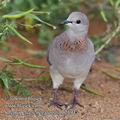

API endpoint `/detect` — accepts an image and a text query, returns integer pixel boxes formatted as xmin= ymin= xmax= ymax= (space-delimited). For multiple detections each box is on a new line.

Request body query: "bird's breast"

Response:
xmin=52 ymin=39 xmax=95 ymax=78
xmin=55 ymin=36 xmax=88 ymax=53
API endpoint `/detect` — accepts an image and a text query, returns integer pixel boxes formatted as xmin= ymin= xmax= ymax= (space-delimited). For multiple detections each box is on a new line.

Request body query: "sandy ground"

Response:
xmin=0 ymin=62 xmax=120 ymax=120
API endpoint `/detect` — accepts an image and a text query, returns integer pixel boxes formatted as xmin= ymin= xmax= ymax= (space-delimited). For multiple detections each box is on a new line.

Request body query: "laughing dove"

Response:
xmin=47 ymin=12 xmax=95 ymax=108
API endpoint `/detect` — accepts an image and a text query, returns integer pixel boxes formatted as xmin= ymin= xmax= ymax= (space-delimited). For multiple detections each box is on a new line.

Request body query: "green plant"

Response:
xmin=94 ymin=0 xmax=120 ymax=55
xmin=0 ymin=66 xmax=30 ymax=96
xmin=0 ymin=0 xmax=51 ymax=96
xmin=0 ymin=56 xmax=46 ymax=69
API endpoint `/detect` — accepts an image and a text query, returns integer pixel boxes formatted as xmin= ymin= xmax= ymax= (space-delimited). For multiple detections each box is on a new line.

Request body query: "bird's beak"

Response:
xmin=60 ymin=20 xmax=72 ymax=25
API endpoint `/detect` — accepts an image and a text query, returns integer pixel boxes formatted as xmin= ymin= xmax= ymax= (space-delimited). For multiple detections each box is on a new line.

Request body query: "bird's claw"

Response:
xmin=48 ymin=100 xmax=63 ymax=109
xmin=68 ymin=99 xmax=84 ymax=109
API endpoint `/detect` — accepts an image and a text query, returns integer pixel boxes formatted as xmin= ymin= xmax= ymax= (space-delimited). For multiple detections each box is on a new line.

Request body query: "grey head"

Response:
xmin=63 ymin=12 xmax=89 ymax=33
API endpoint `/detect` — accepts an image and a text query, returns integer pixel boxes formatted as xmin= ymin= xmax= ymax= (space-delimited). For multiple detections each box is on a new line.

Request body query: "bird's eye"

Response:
xmin=76 ymin=20 xmax=81 ymax=24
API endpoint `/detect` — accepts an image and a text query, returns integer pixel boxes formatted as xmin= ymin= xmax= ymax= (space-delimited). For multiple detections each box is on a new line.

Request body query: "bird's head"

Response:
xmin=63 ymin=12 xmax=89 ymax=33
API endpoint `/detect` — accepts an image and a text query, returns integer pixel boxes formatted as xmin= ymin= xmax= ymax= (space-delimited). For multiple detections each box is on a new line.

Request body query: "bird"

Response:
xmin=47 ymin=12 xmax=95 ymax=108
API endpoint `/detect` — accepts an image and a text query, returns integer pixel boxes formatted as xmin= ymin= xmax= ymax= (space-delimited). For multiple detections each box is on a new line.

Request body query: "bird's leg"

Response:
xmin=69 ymin=89 xmax=84 ymax=108
xmin=89 ymin=67 xmax=93 ymax=73
xmin=49 ymin=88 xmax=63 ymax=109
xmin=82 ymin=83 xmax=86 ymax=87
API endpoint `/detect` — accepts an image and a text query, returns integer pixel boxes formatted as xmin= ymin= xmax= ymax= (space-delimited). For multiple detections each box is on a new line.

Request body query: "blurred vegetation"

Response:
xmin=0 ymin=0 xmax=120 ymax=96
xmin=1 ymin=0 xmax=120 ymax=51
xmin=0 ymin=65 xmax=30 ymax=96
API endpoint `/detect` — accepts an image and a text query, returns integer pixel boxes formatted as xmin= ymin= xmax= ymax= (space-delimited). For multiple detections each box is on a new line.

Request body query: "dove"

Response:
xmin=47 ymin=12 xmax=95 ymax=108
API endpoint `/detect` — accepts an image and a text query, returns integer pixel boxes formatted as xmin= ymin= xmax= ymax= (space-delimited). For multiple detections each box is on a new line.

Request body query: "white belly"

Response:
xmin=56 ymin=52 xmax=94 ymax=78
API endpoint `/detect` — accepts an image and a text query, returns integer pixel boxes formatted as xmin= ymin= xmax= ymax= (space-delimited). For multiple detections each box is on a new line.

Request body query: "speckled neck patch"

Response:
xmin=55 ymin=34 xmax=88 ymax=52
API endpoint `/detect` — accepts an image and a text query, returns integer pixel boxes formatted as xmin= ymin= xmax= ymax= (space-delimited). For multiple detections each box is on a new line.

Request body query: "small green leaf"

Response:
xmin=81 ymin=85 xmax=102 ymax=96
xmin=100 ymin=10 xmax=108 ymax=22
xmin=0 ymin=57 xmax=12 ymax=63
xmin=109 ymin=0 xmax=114 ymax=6
xmin=0 ymin=33 xmax=3 ymax=37
xmin=23 ymin=87 xmax=30 ymax=96
xmin=16 ymin=84 xmax=21 ymax=96
xmin=60 ymin=84 xmax=102 ymax=96
xmin=12 ymin=57 xmax=46 ymax=69
xmin=7 ymin=25 xmax=32 ymax=44
xmin=102 ymin=70 xmax=120 ymax=80
xmin=2 ymin=9 xmax=34 ymax=19
xmin=29 ymin=14 xmax=56 ymax=29
xmin=2 ymin=76 xmax=9 ymax=89
xmin=115 ymin=0 xmax=120 ymax=9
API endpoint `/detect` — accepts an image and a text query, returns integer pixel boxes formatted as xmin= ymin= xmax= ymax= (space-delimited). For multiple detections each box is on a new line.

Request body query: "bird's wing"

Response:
xmin=46 ymin=32 xmax=67 ymax=66
xmin=46 ymin=45 xmax=52 ymax=65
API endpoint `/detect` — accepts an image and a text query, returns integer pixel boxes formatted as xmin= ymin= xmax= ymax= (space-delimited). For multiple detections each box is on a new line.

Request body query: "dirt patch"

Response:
xmin=0 ymin=62 xmax=120 ymax=120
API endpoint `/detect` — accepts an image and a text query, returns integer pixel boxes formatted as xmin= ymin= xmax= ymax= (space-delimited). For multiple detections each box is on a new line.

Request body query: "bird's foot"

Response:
xmin=68 ymin=89 xmax=84 ymax=109
xmin=49 ymin=99 xmax=63 ymax=109
xmin=48 ymin=88 xmax=63 ymax=109
xmin=68 ymin=98 xmax=84 ymax=109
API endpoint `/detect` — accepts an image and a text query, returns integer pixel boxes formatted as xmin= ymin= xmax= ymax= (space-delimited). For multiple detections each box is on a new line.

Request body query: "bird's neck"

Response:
xmin=55 ymin=29 xmax=88 ymax=53
xmin=67 ymin=29 xmax=88 ymax=42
